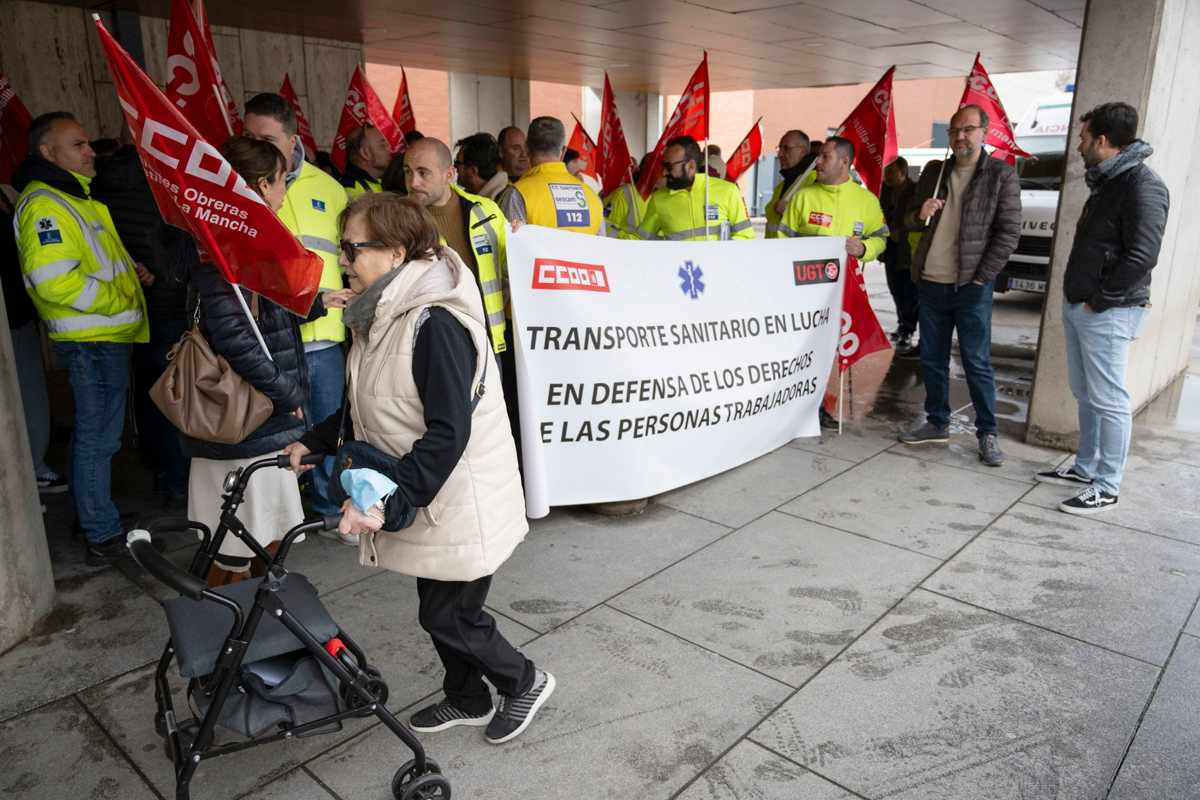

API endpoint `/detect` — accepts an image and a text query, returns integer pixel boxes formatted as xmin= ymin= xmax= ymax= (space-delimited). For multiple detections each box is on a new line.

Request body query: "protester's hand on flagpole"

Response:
xmin=134 ymin=262 xmax=155 ymax=286
xmin=845 ymin=237 xmax=866 ymax=258
xmin=920 ymin=197 xmax=945 ymax=222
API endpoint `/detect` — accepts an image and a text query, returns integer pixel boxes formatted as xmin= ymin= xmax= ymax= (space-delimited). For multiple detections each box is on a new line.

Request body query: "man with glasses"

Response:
xmin=898 ymin=104 xmax=1021 ymax=467
xmin=765 ymin=129 xmax=815 ymax=238
xmin=636 ymin=136 xmax=754 ymax=241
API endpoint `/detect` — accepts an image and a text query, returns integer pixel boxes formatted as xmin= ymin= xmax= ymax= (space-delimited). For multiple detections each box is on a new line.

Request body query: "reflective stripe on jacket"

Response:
xmin=14 ymin=176 xmax=148 ymax=343
xmin=449 ymin=183 xmax=509 ymax=354
xmin=764 ymin=169 xmax=817 ymax=238
xmin=280 ymin=160 xmax=349 ymax=344
xmin=778 ymin=179 xmax=888 ymax=263
xmin=636 ymin=175 xmax=754 ymax=242
xmin=603 ymin=183 xmax=647 ymax=240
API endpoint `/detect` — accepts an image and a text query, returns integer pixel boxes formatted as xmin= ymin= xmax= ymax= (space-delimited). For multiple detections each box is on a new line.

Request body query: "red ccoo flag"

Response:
xmin=93 ymin=16 xmax=323 ymax=316
xmin=834 ymin=66 xmax=898 ymax=196
xmin=723 ymin=117 xmax=763 ymax=184
xmin=637 ymin=53 xmax=709 ymax=199
xmin=331 ymin=66 xmax=405 ymax=173
xmin=567 ymin=115 xmax=599 ymax=178
xmin=597 ymin=73 xmax=636 ymax=196
xmin=0 ymin=74 xmax=33 ymax=185
xmin=960 ymin=53 xmax=1031 ymax=165
xmin=189 ymin=0 xmax=241 ymax=134
xmin=391 ymin=67 xmax=417 ymax=135
xmin=279 ymin=73 xmax=318 ymax=158
xmin=165 ymin=0 xmax=237 ymax=144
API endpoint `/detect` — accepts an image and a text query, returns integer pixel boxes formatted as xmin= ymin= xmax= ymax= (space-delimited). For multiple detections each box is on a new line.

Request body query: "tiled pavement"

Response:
xmin=4 ymin=370 xmax=1199 ymax=799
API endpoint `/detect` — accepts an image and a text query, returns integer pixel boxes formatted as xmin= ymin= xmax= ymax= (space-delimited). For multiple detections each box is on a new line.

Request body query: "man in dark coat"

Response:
xmin=899 ymin=104 xmax=1021 ymax=467
xmin=1034 ymin=102 xmax=1169 ymax=516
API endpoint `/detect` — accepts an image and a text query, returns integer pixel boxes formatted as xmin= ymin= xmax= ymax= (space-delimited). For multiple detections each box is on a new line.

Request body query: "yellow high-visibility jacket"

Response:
xmin=15 ymin=171 xmax=148 ymax=343
xmin=442 ymin=183 xmax=510 ymax=353
xmin=280 ymin=160 xmax=349 ymax=343
xmin=636 ymin=175 xmax=754 ymax=241
xmin=603 ymin=182 xmax=648 ymax=240
xmin=778 ymin=178 xmax=888 ymax=263
xmin=764 ymin=169 xmax=818 ymax=238
xmin=503 ymin=161 xmax=604 ymax=235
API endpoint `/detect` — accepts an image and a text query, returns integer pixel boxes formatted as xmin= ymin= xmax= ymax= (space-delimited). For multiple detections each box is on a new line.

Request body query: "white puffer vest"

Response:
xmin=348 ymin=248 xmax=527 ymax=581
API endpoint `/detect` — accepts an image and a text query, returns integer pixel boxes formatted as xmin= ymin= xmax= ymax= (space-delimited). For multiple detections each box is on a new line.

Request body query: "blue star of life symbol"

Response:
xmin=678 ymin=260 xmax=705 ymax=299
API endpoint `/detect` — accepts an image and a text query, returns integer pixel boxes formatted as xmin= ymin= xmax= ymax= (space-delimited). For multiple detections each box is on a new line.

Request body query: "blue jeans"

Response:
xmin=917 ymin=280 xmax=997 ymax=435
xmin=53 ymin=341 xmax=131 ymax=544
xmin=303 ymin=344 xmax=345 ymax=516
xmin=12 ymin=321 xmax=52 ymax=476
xmin=1063 ymin=302 xmax=1148 ymax=495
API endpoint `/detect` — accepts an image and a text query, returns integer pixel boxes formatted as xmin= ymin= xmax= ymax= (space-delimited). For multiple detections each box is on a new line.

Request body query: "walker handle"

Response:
xmin=126 ymin=530 xmax=207 ymax=601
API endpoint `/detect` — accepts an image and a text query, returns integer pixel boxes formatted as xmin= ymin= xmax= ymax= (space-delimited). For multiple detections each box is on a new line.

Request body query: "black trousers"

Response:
xmin=416 ymin=575 xmax=534 ymax=713
xmin=884 ymin=265 xmax=920 ymax=335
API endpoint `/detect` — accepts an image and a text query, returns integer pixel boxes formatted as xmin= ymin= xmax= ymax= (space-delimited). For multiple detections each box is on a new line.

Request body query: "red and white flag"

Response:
xmin=597 ymin=74 xmax=636 ymax=196
xmin=723 ymin=117 xmax=763 ymax=184
xmin=279 ymin=73 xmax=318 ymax=158
xmin=835 ymin=66 xmax=898 ymax=197
xmin=331 ymin=66 xmax=404 ymax=173
xmin=837 ymin=259 xmax=891 ymax=372
xmin=165 ymin=0 xmax=238 ymax=144
xmin=567 ymin=115 xmax=599 ymax=178
xmin=94 ymin=16 xmax=323 ymax=316
xmin=960 ymin=53 xmax=1031 ymax=165
xmin=0 ymin=74 xmax=32 ymax=185
xmin=637 ymin=53 xmax=709 ymax=199
xmin=391 ymin=67 xmax=417 ymax=135
xmin=188 ymin=0 xmax=241 ymax=134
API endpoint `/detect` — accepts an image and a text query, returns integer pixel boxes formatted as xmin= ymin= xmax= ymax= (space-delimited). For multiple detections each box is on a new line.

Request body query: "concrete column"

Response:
xmin=581 ymin=86 xmax=663 ymax=159
xmin=1026 ymin=0 xmax=1200 ymax=448
xmin=449 ymin=72 xmax=532 ymax=146
xmin=0 ymin=288 xmax=55 ymax=654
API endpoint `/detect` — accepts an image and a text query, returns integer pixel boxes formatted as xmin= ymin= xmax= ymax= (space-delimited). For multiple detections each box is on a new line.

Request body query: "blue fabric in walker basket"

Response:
xmin=162 ymin=573 xmax=339 ymax=678
xmin=340 ymin=468 xmax=398 ymax=513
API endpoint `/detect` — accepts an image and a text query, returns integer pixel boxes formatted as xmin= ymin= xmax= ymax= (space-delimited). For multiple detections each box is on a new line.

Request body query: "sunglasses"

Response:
xmin=340 ymin=240 xmax=385 ymax=264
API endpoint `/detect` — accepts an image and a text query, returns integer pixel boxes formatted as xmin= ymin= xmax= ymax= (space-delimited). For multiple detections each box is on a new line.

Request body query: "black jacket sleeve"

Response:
xmin=194 ymin=263 xmax=305 ymax=412
xmin=380 ymin=308 xmax=476 ymax=528
xmin=1092 ymin=174 xmax=1170 ymax=311
xmin=975 ymin=163 xmax=1023 ymax=283
xmin=300 ymin=399 xmax=350 ymax=454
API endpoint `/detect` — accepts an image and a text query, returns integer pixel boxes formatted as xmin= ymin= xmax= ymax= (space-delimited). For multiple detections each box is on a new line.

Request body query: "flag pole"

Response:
xmin=232 ymin=283 xmax=273 ymax=361
xmin=924 ymin=145 xmax=951 ymax=228
xmin=837 ymin=367 xmax=844 ymax=436
xmin=703 ymin=138 xmax=711 ymax=239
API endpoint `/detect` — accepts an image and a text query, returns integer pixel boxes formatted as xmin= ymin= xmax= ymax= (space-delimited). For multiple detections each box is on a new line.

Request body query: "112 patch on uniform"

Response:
xmin=549 ymin=183 xmax=591 ymax=228
xmin=471 ymin=234 xmax=493 ymax=255
xmin=36 ymin=217 xmax=62 ymax=245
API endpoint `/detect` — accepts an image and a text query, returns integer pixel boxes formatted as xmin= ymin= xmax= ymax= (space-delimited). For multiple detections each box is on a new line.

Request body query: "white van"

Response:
xmin=998 ymin=91 xmax=1074 ymax=293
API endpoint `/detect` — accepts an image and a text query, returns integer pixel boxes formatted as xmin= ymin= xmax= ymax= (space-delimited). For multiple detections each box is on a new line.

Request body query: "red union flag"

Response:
xmin=189 ymin=0 xmax=241 ymax=134
xmin=960 ymin=53 xmax=1032 ymax=165
xmin=837 ymin=259 xmax=891 ymax=371
xmin=165 ymin=0 xmax=238 ymax=144
xmin=93 ymin=17 xmax=322 ymax=316
xmin=637 ymin=53 xmax=709 ymax=198
xmin=567 ymin=115 xmax=599 ymax=178
xmin=598 ymin=74 xmax=636 ymax=196
xmin=279 ymin=73 xmax=318 ymax=158
xmin=724 ymin=117 xmax=763 ymax=183
xmin=331 ymin=66 xmax=404 ymax=173
xmin=835 ymin=66 xmax=898 ymax=197
xmin=391 ymin=67 xmax=417 ymax=134
xmin=0 ymin=74 xmax=32 ymax=185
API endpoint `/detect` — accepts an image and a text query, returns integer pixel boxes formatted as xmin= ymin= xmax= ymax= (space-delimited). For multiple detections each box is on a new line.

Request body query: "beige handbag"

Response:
xmin=150 ymin=298 xmax=273 ymax=445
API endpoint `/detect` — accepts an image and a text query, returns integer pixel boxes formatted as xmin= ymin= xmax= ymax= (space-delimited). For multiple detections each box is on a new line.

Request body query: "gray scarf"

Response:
xmin=1085 ymin=139 xmax=1153 ymax=194
xmin=342 ymin=265 xmax=406 ymax=337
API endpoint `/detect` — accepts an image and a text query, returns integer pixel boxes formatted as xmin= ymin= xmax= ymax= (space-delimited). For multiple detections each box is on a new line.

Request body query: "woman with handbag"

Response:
xmin=183 ymin=135 xmax=349 ymax=585
xmin=282 ymin=193 xmax=554 ymax=745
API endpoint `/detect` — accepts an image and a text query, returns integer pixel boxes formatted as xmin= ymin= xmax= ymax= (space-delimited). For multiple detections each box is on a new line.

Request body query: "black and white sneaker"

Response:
xmin=1035 ymin=464 xmax=1093 ymax=487
xmin=485 ymin=670 xmax=556 ymax=745
xmin=408 ymin=699 xmax=493 ymax=733
xmin=1060 ymin=486 xmax=1118 ymax=516
xmin=37 ymin=474 xmax=68 ymax=494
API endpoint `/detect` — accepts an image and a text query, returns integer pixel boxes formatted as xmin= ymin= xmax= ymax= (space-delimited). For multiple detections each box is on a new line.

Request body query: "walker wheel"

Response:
xmin=392 ymin=759 xmax=443 ymax=799
xmin=397 ymin=773 xmax=450 ymax=800
xmin=340 ymin=666 xmax=389 ymax=710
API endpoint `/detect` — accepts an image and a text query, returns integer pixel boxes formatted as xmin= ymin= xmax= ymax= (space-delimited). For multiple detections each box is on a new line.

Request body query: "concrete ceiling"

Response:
xmin=142 ymin=0 xmax=1086 ymax=92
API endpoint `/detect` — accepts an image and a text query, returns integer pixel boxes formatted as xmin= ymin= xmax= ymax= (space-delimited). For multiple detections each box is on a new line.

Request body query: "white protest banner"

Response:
xmin=507 ymin=227 xmax=846 ymax=518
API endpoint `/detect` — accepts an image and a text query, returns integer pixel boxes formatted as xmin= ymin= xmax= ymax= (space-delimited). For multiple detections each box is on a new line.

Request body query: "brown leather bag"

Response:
xmin=150 ymin=300 xmax=273 ymax=445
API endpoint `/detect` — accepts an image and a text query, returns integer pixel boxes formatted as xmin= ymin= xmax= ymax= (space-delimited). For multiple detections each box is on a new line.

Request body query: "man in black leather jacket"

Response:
xmin=1035 ymin=102 xmax=1169 ymax=516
